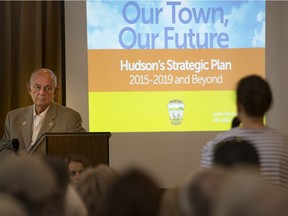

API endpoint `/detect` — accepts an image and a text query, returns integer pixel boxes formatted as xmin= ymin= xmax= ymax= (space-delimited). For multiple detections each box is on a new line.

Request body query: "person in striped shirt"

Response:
xmin=200 ymin=74 xmax=288 ymax=192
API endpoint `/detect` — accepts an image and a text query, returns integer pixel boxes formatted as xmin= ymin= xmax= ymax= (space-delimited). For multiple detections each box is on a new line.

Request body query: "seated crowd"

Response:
xmin=0 ymin=74 xmax=287 ymax=216
xmin=0 ymin=147 xmax=287 ymax=216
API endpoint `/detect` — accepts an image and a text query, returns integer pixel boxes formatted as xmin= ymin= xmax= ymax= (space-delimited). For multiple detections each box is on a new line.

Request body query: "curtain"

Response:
xmin=0 ymin=1 xmax=64 ymax=135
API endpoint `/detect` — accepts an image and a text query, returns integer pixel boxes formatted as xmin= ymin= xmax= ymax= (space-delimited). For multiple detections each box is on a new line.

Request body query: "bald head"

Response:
xmin=30 ymin=68 xmax=57 ymax=88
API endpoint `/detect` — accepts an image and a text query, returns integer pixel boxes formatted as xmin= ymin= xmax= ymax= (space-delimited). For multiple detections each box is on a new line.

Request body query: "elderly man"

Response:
xmin=0 ymin=68 xmax=85 ymax=158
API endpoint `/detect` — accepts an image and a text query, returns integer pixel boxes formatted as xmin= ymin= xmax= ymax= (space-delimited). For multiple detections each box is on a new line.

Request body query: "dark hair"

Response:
xmin=102 ymin=168 xmax=161 ymax=216
xmin=42 ymin=156 xmax=70 ymax=216
xmin=231 ymin=116 xmax=241 ymax=128
xmin=213 ymin=137 xmax=260 ymax=168
xmin=236 ymin=75 xmax=272 ymax=117
xmin=63 ymin=153 xmax=91 ymax=169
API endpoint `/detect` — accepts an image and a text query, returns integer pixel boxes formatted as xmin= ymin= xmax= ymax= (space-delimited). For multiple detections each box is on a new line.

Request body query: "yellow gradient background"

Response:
xmin=89 ymin=91 xmax=237 ymax=132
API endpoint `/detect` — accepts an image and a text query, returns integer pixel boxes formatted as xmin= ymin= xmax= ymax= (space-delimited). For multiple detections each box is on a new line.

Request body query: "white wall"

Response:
xmin=266 ymin=1 xmax=288 ymax=133
xmin=64 ymin=1 xmax=288 ymax=187
xmin=64 ymin=1 xmax=89 ymax=132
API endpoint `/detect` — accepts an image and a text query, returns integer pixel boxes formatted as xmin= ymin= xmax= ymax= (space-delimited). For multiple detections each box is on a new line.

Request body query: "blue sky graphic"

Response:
xmin=86 ymin=0 xmax=265 ymax=49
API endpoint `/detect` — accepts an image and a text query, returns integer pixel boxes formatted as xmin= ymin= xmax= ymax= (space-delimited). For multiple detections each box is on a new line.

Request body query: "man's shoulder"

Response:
xmin=51 ymin=103 xmax=80 ymax=115
xmin=7 ymin=105 xmax=33 ymax=116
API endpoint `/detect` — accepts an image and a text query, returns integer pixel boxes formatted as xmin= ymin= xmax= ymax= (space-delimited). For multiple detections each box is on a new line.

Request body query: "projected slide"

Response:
xmin=86 ymin=0 xmax=265 ymax=132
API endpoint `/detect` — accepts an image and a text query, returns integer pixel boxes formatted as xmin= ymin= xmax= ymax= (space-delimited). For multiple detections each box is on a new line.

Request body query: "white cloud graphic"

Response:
xmin=87 ymin=1 xmax=126 ymax=49
xmin=87 ymin=0 xmax=265 ymax=49
xmin=252 ymin=11 xmax=265 ymax=47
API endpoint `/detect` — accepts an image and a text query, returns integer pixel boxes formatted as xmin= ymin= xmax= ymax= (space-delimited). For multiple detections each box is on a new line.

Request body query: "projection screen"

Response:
xmin=64 ymin=1 xmax=288 ymax=187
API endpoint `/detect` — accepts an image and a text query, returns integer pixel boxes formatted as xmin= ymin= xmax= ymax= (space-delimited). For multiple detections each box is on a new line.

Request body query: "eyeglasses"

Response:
xmin=31 ymin=84 xmax=54 ymax=93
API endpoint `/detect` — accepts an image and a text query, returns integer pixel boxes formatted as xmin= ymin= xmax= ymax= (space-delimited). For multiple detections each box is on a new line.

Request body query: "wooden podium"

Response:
xmin=27 ymin=132 xmax=110 ymax=166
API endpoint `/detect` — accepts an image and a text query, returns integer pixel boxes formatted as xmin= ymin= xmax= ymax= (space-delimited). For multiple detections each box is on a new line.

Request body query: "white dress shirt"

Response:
xmin=31 ymin=106 xmax=50 ymax=145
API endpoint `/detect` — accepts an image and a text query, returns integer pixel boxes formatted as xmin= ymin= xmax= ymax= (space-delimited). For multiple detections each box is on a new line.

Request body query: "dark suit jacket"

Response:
xmin=0 ymin=103 xmax=85 ymax=157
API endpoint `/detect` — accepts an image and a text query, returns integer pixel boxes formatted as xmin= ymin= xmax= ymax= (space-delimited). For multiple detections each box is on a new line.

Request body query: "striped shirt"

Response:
xmin=200 ymin=127 xmax=288 ymax=192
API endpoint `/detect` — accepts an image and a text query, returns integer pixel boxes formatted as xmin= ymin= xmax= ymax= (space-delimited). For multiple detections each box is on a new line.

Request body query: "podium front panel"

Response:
xmin=29 ymin=132 xmax=110 ymax=166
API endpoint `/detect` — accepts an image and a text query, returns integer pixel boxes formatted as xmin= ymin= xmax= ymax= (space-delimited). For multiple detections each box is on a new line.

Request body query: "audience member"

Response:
xmin=0 ymin=155 xmax=56 ymax=216
xmin=213 ymin=168 xmax=288 ymax=216
xmin=159 ymin=188 xmax=183 ymax=216
xmin=64 ymin=153 xmax=91 ymax=187
xmin=42 ymin=155 xmax=70 ymax=216
xmin=200 ymin=74 xmax=288 ymax=191
xmin=76 ymin=164 xmax=119 ymax=216
xmin=0 ymin=192 xmax=28 ymax=216
xmin=212 ymin=137 xmax=260 ymax=169
xmin=0 ymin=68 xmax=85 ymax=159
xmin=178 ymin=168 xmax=227 ymax=216
xmin=65 ymin=184 xmax=88 ymax=216
xmin=101 ymin=167 xmax=162 ymax=216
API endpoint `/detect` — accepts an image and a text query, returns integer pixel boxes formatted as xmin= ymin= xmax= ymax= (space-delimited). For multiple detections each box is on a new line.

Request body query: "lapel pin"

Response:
xmin=22 ymin=121 xmax=26 ymax=126
xmin=49 ymin=122 xmax=53 ymax=127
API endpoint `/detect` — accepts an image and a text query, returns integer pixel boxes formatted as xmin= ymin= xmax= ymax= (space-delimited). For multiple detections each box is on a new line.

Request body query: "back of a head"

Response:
xmin=213 ymin=169 xmax=288 ymax=216
xmin=159 ymin=188 xmax=183 ymax=216
xmin=42 ymin=156 xmax=70 ymax=216
xmin=0 ymin=156 xmax=55 ymax=216
xmin=44 ymin=155 xmax=70 ymax=190
xmin=179 ymin=168 xmax=227 ymax=216
xmin=102 ymin=167 xmax=162 ymax=216
xmin=65 ymin=184 xmax=88 ymax=216
xmin=0 ymin=193 xmax=28 ymax=216
xmin=236 ymin=75 xmax=272 ymax=117
xmin=76 ymin=164 xmax=118 ymax=216
xmin=213 ymin=137 xmax=260 ymax=169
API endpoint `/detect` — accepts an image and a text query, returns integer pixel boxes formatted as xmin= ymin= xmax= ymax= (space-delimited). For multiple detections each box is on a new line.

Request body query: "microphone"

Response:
xmin=11 ymin=138 xmax=20 ymax=155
